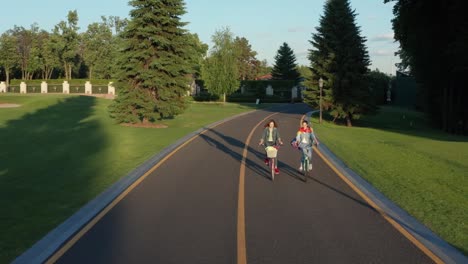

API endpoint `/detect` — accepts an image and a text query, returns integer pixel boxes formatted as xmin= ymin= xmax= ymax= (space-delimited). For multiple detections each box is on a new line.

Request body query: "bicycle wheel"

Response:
xmin=303 ymin=157 xmax=308 ymax=182
xmin=270 ymin=158 xmax=275 ymax=181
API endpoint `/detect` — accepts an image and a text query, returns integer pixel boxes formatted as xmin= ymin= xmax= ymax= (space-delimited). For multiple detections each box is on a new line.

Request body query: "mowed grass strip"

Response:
xmin=0 ymin=94 xmax=271 ymax=263
xmin=311 ymin=106 xmax=468 ymax=255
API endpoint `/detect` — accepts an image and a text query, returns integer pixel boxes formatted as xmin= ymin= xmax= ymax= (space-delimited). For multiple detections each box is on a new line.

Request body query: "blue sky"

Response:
xmin=0 ymin=0 xmax=399 ymax=74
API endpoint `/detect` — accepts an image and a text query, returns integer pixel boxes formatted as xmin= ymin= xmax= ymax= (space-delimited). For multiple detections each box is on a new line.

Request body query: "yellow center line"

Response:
xmin=237 ymin=113 xmax=278 ymax=264
xmin=45 ymin=116 xmax=247 ymax=263
xmin=303 ymin=114 xmax=443 ymax=264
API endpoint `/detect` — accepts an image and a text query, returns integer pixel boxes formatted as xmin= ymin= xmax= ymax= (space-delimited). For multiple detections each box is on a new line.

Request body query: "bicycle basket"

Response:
xmin=265 ymin=146 xmax=278 ymax=158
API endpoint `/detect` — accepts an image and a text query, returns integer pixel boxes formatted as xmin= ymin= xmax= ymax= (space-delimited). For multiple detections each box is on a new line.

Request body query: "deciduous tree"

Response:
xmin=201 ymin=27 xmax=240 ymax=103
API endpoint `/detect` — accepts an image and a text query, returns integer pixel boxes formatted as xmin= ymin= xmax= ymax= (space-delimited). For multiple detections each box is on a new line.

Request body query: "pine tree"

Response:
xmin=308 ymin=0 xmax=372 ymax=126
xmin=271 ymin=42 xmax=300 ymax=81
xmin=386 ymin=0 xmax=468 ymax=134
xmin=109 ymin=0 xmax=193 ymax=123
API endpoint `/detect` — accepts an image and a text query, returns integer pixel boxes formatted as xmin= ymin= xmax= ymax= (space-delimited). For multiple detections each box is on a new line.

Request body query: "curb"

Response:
xmin=306 ymin=111 xmax=468 ymax=264
xmin=12 ymin=108 xmax=266 ymax=264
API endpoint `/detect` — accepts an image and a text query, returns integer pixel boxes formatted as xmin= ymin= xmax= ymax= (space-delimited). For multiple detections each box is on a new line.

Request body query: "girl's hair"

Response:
xmin=265 ymin=119 xmax=278 ymax=127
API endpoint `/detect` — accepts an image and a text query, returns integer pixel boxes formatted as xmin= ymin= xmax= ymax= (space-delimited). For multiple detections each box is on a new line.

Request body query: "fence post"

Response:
xmin=0 ymin=82 xmax=6 ymax=93
xmin=63 ymin=81 xmax=70 ymax=94
xmin=20 ymin=82 xmax=27 ymax=94
xmin=41 ymin=81 xmax=48 ymax=93
xmin=85 ymin=81 xmax=92 ymax=94
xmin=291 ymin=86 xmax=298 ymax=99
xmin=108 ymin=82 xmax=115 ymax=95
xmin=266 ymin=85 xmax=274 ymax=96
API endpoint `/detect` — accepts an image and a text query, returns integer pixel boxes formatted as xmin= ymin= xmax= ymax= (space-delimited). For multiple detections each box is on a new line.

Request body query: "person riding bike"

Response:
xmin=259 ymin=119 xmax=284 ymax=174
xmin=294 ymin=120 xmax=319 ymax=171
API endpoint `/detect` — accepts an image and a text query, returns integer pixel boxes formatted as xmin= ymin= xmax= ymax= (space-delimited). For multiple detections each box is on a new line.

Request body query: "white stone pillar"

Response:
xmin=108 ymin=82 xmax=115 ymax=95
xmin=85 ymin=81 xmax=92 ymax=94
xmin=20 ymin=82 xmax=27 ymax=94
xmin=63 ymin=81 xmax=70 ymax=94
xmin=266 ymin=85 xmax=274 ymax=96
xmin=291 ymin=86 xmax=298 ymax=99
xmin=41 ymin=81 xmax=48 ymax=93
xmin=0 ymin=82 xmax=6 ymax=93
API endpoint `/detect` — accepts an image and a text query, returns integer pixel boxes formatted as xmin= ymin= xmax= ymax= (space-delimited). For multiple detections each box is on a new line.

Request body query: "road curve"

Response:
xmin=50 ymin=104 xmax=433 ymax=264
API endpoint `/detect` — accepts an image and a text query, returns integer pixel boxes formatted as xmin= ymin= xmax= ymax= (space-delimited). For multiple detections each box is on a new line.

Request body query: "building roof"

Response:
xmin=255 ymin=74 xmax=272 ymax=80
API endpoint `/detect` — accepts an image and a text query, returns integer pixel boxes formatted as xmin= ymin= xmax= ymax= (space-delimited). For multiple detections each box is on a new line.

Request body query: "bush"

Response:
xmin=192 ymin=91 xmax=220 ymax=102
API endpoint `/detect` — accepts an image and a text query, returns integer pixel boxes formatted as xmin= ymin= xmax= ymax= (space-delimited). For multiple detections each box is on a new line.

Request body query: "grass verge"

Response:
xmin=0 ymin=94 xmax=273 ymax=263
xmin=311 ymin=106 xmax=468 ymax=255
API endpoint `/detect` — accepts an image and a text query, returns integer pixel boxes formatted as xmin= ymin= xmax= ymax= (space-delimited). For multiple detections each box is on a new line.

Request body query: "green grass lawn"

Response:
xmin=0 ymin=94 xmax=272 ymax=263
xmin=311 ymin=106 xmax=468 ymax=255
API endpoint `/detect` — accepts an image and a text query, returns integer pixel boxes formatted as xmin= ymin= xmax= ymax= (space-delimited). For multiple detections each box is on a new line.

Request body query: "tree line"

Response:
xmin=385 ymin=0 xmax=467 ymax=134
xmin=0 ymin=11 xmax=129 ymax=83
xmin=1 ymin=0 xmax=398 ymax=129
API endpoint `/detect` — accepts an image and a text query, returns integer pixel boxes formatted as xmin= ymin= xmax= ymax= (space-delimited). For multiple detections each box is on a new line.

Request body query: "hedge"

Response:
xmin=9 ymin=79 xmax=116 ymax=86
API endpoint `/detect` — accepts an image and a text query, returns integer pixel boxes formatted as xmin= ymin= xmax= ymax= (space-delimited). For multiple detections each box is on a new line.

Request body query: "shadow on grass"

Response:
xmin=0 ymin=96 xmax=108 ymax=263
xmin=312 ymin=106 xmax=468 ymax=142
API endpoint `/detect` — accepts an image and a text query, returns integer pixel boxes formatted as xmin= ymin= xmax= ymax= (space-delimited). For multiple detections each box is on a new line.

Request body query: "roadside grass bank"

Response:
xmin=0 ymin=94 xmax=275 ymax=263
xmin=311 ymin=106 xmax=468 ymax=255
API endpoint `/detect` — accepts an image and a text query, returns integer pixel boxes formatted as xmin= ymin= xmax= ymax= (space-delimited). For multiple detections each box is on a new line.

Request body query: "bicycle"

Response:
xmin=301 ymin=153 xmax=311 ymax=182
xmin=262 ymin=145 xmax=279 ymax=181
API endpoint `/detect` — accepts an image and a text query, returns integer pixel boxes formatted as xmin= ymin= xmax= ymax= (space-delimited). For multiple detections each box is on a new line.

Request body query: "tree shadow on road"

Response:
xmin=199 ymin=128 xmax=273 ymax=181
xmin=200 ymin=123 xmax=466 ymax=257
xmin=199 ymin=125 xmax=316 ymax=183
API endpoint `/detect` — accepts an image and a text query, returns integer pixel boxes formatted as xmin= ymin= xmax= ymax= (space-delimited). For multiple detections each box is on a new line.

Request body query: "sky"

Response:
xmin=0 ymin=0 xmax=400 ymax=74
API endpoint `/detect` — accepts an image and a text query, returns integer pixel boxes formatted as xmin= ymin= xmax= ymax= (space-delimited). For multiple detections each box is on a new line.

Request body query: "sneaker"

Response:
xmin=299 ymin=165 xmax=303 ymax=171
xmin=264 ymin=158 xmax=269 ymax=165
xmin=274 ymin=168 xmax=279 ymax=174
xmin=308 ymin=164 xmax=313 ymax=171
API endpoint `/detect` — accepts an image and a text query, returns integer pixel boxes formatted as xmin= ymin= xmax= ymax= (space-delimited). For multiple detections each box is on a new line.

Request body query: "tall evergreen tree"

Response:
xmin=185 ymin=33 xmax=208 ymax=82
xmin=271 ymin=42 xmax=300 ymax=81
xmin=385 ymin=0 xmax=468 ymax=134
xmin=109 ymin=0 xmax=194 ymax=123
xmin=307 ymin=0 xmax=371 ymax=126
xmin=201 ymin=27 xmax=240 ymax=103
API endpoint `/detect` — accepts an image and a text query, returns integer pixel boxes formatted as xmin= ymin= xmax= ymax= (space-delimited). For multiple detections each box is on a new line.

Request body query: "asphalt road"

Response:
xmin=52 ymin=104 xmax=433 ymax=264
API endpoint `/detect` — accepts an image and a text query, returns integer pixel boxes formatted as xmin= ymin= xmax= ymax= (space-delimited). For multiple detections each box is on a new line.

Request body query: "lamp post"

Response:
xmin=319 ymin=78 xmax=323 ymax=124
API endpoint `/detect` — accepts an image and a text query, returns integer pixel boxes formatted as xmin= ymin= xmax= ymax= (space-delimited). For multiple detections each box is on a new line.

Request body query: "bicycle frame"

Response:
xmin=269 ymin=156 xmax=275 ymax=180
xmin=263 ymin=145 xmax=279 ymax=181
